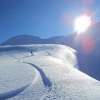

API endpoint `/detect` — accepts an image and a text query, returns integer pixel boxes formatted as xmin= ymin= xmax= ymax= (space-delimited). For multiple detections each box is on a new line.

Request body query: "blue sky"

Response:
xmin=0 ymin=0 xmax=100 ymax=43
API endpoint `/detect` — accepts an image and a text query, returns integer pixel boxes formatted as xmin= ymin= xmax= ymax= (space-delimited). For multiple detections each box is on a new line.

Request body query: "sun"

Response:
xmin=75 ymin=15 xmax=91 ymax=34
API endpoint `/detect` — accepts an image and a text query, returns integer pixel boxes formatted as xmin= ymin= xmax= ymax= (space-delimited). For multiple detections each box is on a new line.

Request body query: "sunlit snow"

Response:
xmin=0 ymin=44 xmax=100 ymax=100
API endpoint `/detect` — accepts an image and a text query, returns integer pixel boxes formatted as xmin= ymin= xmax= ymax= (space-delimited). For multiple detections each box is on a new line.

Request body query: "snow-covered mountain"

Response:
xmin=0 ymin=44 xmax=100 ymax=100
xmin=0 ymin=34 xmax=76 ymax=49
xmin=0 ymin=35 xmax=43 ymax=45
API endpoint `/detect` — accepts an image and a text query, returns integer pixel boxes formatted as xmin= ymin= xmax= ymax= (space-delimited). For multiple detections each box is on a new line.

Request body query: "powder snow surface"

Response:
xmin=0 ymin=44 xmax=100 ymax=100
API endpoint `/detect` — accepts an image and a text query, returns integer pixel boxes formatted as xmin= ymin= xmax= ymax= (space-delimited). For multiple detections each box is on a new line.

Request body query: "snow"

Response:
xmin=0 ymin=44 xmax=100 ymax=100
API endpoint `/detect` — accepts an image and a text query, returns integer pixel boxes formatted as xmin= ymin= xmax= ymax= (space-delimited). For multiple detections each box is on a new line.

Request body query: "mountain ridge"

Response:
xmin=0 ymin=34 xmax=76 ymax=49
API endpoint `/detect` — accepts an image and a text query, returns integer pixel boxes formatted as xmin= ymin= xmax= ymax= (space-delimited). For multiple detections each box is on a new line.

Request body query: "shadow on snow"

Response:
xmin=0 ymin=83 xmax=30 ymax=100
xmin=24 ymin=62 xmax=52 ymax=88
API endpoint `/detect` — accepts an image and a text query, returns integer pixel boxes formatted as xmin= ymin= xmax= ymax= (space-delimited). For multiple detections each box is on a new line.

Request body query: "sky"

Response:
xmin=0 ymin=0 xmax=100 ymax=43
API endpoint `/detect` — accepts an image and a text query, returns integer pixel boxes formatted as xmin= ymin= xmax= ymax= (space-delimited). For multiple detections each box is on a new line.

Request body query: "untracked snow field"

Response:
xmin=0 ymin=44 xmax=100 ymax=100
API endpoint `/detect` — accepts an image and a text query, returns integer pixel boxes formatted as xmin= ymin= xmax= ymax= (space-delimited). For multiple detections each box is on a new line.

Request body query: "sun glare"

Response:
xmin=75 ymin=15 xmax=91 ymax=34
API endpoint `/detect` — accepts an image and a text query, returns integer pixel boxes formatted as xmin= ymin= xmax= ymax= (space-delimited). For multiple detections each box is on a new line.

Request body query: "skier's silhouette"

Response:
xmin=30 ymin=51 xmax=33 ymax=56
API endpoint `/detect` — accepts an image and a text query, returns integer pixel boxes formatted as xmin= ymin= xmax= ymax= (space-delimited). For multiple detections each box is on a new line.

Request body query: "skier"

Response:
xmin=30 ymin=51 xmax=33 ymax=56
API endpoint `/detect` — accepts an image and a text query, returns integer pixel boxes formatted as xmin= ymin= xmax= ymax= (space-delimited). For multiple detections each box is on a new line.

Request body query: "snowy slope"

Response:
xmin=0 ymin=44 xmax=100 ymax=100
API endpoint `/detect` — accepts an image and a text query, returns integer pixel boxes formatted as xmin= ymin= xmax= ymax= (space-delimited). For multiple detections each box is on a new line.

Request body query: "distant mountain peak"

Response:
xmin=0 ymin=35 xmax=43 ymax=46
xmin=0 ymin=34 xmax=75 ymax=48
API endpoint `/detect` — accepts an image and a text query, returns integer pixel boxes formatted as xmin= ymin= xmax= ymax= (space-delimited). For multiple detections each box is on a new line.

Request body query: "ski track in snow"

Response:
xmin=24 ymin=62 xmax=52 ymax=88
xmin=11 ymin=54 xmax=52 ymax=87
xmin=7 ymin=54 xmax=52 ymax=99
xmin=0 ymin=54 xmax=39 ymax=100
xmin=0 ymin=83 xmax=30 ymax=100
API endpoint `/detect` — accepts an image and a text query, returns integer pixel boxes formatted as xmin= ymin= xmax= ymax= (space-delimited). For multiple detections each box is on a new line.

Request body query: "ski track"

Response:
xmin=11 ymin=54 xmax=52 ymax=88
xmin=0 ymin=83 xmax=31 ymax=100
xmin=24 ymin=62 xmax=52 ymax=88
xmin=0 ymin=54 xmax=39 ymax=100
xmin=9 ymin=54 xmax=52 ymax=99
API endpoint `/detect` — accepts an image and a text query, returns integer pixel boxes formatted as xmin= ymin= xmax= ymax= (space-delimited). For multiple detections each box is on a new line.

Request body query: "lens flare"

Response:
xmin=82 ymin=36 xmax=95 ymax=53
xmin=83 ymin=0 xmax=94 ymax=4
